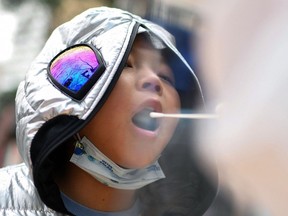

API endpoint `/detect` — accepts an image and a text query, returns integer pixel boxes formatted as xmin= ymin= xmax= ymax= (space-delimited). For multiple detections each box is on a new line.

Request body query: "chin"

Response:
xmin=113 ymin=144 xmax=163 ymax=169
xmin=125 ymin=158 xmax=158 ymax=169
xmin=117 ymin=156 xmax=158 ymax=169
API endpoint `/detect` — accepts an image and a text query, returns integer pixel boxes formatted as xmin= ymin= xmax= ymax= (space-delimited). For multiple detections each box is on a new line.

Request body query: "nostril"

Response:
xmin=155 ymin=85 xmax=161 ymax=92
xmin=142 ymin=82 xmax=161 ymax=92
xmin=142 ymin=82 xmax=151 ymax=89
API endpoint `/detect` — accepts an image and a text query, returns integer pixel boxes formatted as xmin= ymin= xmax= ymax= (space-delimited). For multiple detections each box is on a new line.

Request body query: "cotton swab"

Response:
xmin=150 ymin=112 xmax=219 ymax=119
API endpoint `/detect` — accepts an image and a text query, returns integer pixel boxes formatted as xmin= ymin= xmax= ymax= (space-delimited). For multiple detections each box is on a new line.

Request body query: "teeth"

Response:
xmin=132 ymin=108 xmax=159 ymax=131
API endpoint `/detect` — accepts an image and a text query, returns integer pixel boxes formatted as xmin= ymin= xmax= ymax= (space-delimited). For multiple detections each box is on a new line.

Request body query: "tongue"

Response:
xmin=132 ymin=109 xmax=158 ymax=131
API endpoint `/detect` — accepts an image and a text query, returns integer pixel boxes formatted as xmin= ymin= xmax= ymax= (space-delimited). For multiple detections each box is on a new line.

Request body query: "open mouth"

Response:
xmin=132 ymin=108 xmax=159 ymax=131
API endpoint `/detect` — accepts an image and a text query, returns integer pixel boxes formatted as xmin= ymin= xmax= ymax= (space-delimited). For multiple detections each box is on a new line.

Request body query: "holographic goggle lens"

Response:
xmin=48 ymin=44 xmax=106 ymax=101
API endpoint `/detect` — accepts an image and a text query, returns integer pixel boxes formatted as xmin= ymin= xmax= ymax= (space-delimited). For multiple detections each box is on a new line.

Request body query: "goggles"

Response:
xmin=48 ymin=44 xmax=106 ymax=101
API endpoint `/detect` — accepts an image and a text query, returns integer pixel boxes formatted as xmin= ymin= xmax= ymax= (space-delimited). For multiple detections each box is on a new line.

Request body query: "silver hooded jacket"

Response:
xmin=0 ymin=163 xmax=67 ymax=215
xmin=0 ymin=6 xmax=213 ymax=216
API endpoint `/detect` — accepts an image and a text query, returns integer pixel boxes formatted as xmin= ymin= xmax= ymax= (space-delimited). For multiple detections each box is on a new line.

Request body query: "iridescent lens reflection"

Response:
xmin=50 ymin=46 xmax=99 ymax=93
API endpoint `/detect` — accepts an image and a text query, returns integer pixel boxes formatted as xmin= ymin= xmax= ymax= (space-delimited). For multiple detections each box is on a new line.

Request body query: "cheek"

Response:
xmin=166 ymin=88 xmax=181 ymax=112
xmin=162 ymin=89 xmax=181 ymax=137
xmin=109 ymin=73 xmax=135 ymax=103
xmin=102 ymin=79 xmax=134 ymax=112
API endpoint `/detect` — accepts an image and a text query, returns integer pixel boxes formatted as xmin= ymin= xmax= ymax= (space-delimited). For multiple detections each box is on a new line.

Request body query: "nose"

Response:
xmin=137 ymin=69 xmax=162 ymax=95
xmin=142 ymin=82 xmax=161 ymax=93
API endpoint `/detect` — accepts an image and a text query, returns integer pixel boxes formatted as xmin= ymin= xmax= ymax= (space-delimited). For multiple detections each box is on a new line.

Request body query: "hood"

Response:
xmin=15 ymin=6 xmax=209 ymax=213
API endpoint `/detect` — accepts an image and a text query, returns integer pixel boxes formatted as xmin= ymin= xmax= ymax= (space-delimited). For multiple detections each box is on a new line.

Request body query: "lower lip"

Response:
xmin=132 ymin=123 xmax=159 ymax=138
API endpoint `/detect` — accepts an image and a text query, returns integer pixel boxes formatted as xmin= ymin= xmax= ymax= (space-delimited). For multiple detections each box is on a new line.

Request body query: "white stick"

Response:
xmin=150 ymin=112 xmax=219 ymax=119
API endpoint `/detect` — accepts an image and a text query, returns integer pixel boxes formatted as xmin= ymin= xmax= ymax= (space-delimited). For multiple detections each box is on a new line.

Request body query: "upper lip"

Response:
xmin=133 ymin=98 xmax=162 ymax=115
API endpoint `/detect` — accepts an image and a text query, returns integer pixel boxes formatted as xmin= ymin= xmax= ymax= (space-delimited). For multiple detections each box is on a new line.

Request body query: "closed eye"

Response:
xmin=125 ymin=62 xmax=133 ymax=68
xmin=159 ymin=74 xmax=175 ymax=87
xmin=125 ymin=56 xmax=133 ymax=68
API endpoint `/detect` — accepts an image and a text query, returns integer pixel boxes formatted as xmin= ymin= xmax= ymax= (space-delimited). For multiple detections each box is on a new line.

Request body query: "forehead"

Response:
xmin=131 ymin=34 xmax=169 ymax=62
xmin=133 ymin=33 xmax=166 ymax=50
xmin=133 ymin=34 xmax=155 ymax=51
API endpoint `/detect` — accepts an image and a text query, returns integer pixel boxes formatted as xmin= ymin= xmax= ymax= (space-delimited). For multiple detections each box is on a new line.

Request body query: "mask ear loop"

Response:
xmin=74 ymin=133 xmax=82 ymax=142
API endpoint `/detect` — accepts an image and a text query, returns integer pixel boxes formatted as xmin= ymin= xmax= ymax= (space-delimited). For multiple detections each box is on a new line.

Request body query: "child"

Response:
xmin=0 ymin=7 xmax=216 ymax=216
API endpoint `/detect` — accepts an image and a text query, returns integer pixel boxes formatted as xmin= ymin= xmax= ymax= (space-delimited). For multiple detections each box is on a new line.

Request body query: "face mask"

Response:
xmin=70 ymin=136 xmax=166 ymax=190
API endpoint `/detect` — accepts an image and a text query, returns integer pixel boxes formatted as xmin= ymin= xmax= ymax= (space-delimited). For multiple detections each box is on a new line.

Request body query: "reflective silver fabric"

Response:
xmin=0 ymin=163 xmax=67 ymax=216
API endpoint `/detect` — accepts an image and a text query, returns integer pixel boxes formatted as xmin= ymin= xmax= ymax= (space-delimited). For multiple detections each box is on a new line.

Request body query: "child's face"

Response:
xmin=80 ymin=35 xmax=180 ymax=169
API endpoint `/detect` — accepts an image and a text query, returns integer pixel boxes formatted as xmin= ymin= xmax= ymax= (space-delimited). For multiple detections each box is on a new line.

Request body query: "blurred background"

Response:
xmin=1 ymin=0 xmax=288 ymax=215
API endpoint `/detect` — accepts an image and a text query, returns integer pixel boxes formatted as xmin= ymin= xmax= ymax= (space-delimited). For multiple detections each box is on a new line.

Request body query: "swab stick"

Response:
xmin=150 ymin=112 xmax=219 ymax=119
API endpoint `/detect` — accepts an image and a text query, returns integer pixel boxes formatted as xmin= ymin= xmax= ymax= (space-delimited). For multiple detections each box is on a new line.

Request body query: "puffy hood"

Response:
xmin=15 ymin=6 xmax=209 ymax=213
